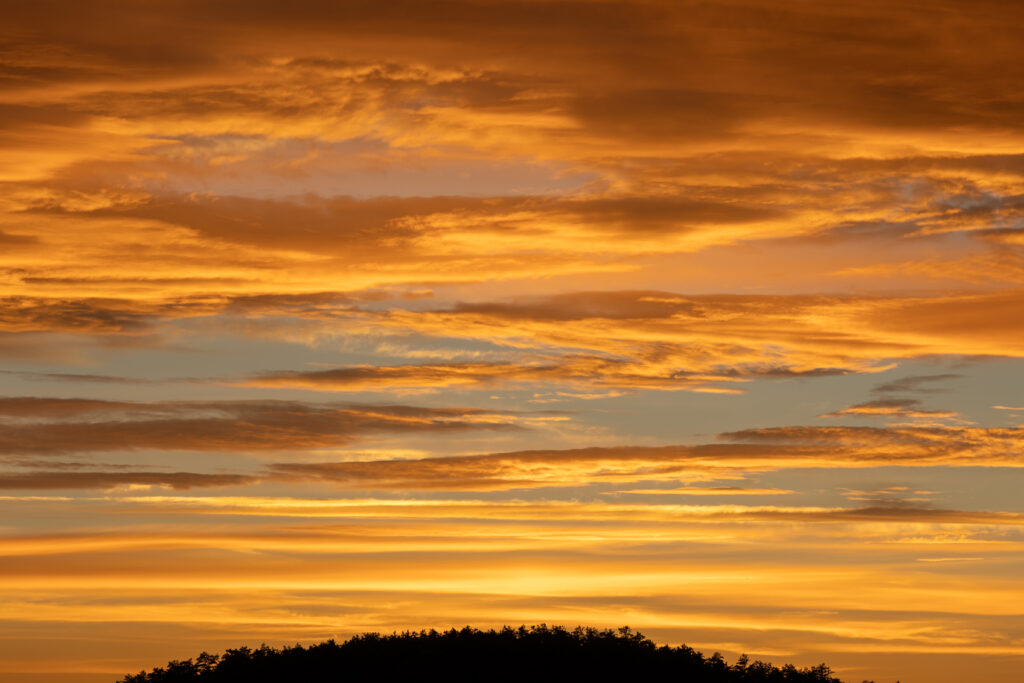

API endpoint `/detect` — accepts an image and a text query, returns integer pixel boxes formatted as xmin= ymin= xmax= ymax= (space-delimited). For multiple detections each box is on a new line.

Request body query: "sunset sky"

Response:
xmin=3 ymin=2 xmax=1024 ymax=681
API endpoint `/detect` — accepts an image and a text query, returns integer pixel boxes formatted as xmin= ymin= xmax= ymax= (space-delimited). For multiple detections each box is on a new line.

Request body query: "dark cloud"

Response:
xmin=24 ymin=192 xmax=787 ymax=253
xmin=22 ymin=194 xmax=518 ymax=254
xmin=242 ymin=356 xmax=860 ymax=393
xmin=717 ymin=505 xmax=1024 ymax=525
xmin=0 ymin=288 xmax=421 ymax=337
xmin=567 ymin=88 xmax=755 ymax=141
xmin=722 ymin=426 xmax=922 ymax=445
xmin=720 ymin=425 xmax=1022 ymax=452
xmin=0 ymin=230 xmax=37 ymax=246
xmin=0 ymin=103 xmax=93 ymax=133
xmin=244 ymin=362 xmax=555 ymax=391
xmin=872 ymin=374 xmax=963 ymax=395
xmin=0 ymin=470 xmax=255 ymax=490
xmin=0 ymin=397 xmax=142 ymax=417
xmin=717 ymin=366 xmax=855 ymax=379
xmin=8 ymin=0 xmax=1024 ymax=135
xmin=0 ymin=398 xmax=525 ymax=455
xmin=0 ymin=369 xmax=154 ymax=384
xmin=545 ymin=196 xmax=788 ymax=234
xmin=221 ymin=291 xmax=367 ymax=315
xmin=0 ymin=297 xmax=156 ymax=333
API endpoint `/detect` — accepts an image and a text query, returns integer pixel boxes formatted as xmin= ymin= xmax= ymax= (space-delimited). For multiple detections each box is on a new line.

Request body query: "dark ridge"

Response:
xmin=119 ymin=624 xmax=858 ymax=682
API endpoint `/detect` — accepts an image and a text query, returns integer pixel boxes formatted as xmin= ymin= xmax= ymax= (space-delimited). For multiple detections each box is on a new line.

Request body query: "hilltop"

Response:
xmin=120 ymin=625 xmax=850 ymax=682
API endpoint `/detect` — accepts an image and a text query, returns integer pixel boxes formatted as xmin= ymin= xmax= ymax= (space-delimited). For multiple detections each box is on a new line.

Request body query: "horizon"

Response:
xmin=2 ymin=2 xmax=1024 ymax=681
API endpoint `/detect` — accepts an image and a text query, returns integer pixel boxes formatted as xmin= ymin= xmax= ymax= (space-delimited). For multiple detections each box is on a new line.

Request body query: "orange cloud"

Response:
xmin=818 ymin=399 xmax=963 ymax=421
xmin=238 ymin=355 xmax=747 ymax=394
xmin=612 ymin=487 xmax=794 ymax=496
xmin=3 ymin=288 xmax=1024 ymax=395
xmin=269 ymin=425 xmax=1024 ymax=491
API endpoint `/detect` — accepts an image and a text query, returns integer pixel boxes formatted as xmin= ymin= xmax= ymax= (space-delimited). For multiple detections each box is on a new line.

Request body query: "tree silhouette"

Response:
xmin=120 ymin=624 xmax=846 ymax=682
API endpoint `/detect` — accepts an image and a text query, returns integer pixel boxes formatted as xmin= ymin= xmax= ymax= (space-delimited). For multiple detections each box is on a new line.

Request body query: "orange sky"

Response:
xmin=3 ymin=2 xmax=1024 ymax=681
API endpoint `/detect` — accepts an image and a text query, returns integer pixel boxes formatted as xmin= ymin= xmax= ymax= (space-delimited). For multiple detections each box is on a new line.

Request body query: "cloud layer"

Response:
xmin=3 ymin=2 xmax=1024 ymax=681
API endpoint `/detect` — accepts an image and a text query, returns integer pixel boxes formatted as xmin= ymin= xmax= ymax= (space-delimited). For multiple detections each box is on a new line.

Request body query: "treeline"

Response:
xmin=120 ymin=624 xmax=848 ymax=682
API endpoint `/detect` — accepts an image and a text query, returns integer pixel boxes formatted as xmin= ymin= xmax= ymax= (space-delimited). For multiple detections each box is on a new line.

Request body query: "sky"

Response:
xmin=2 ymin=1 xmax=1024 ymax=681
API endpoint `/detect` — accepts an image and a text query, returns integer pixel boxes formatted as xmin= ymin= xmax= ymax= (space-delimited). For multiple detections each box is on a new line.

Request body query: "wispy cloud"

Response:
xmin=0 ymin=398 xmax=530 ymax=455
xmin=872 ymin=374 xmax=963 ymax=395
xmin=818 ymin=398 xmax=965 ymax=421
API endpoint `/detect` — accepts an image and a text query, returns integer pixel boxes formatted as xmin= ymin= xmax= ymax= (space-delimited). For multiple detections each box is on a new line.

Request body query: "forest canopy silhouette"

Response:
xmin=119 ymin=625 xmax=852 ymax=682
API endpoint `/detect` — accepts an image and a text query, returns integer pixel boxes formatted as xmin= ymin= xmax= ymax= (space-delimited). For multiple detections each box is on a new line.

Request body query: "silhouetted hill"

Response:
xmin=119 ymin=624 xmax=848 ymax=682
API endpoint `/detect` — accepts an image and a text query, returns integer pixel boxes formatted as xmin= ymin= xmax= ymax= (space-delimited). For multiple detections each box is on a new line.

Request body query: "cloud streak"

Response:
xmin=0 ymin=398 xmax=529 ymax=455
xmin=0 ymin=471 xmax=256 ymax=490
xmin=269 ymin=425 xmax=1024 ymax=491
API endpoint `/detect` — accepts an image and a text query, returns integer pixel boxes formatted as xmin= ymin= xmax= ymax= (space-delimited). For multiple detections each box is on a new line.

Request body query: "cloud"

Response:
xmin=4 ymin=288 xmax=1024 ymax=394
xmin=818 ymin=399 xmax=963 ymax=421
xmin=268 ymin=444 xmax=789 ymax=491
xmin=0 ymin=288 xmax=435 ymax=336
xmin=40 ymin=194 xmax=495 ymax=255
xmin=238 ymin=355 xmax=746 ymax=394
xmin=611 ymin=487 xmax=794 ymax=496
xmin=21 ymin=1 xmax=1008 ymax=139
xmin=0 ymin=470 xmax=255 ymax=490
xmin=0 ymin=397 xmax=142 ymax=417
xmin=838 ymin=485 xmax=940 ymax=506
xmin=5 ymin=419 xmax=1015 ymax=492
xmin=865 ymin=291 xmax=1024 ymax=355
xmin=0 ymin=297 xmax=157 ymax=333
xmin=872 ymin=374 xmax=963 ymax=395
xmin=267 ymin=424 xmax=1024 ymax=491
xmin=7 ymin=2 xmax=1024 ymax=307
xmin=0 ymin=398 xmax=528 ymax=455
xmin=449 ymin=290 xmax=706 ymax=321
xmin=721 ymin=424 xmax=1024 ymax=469
xmin=241 ymin=362 xmax=557 ymax=391
xmin=76 ymin=493 xmax=1024 ymax=528
xmin=547 ymin=196 xmax=788 ymax=233
xmin=21 ymin=190 xmax=792 ymax=261
xmin=0 ymin=230 xmax=36 ymax=246
xmin=0 ymin=369 xmax=155 ymax=384
xmin=367 ymin=290 xmax=1024 ymax=391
